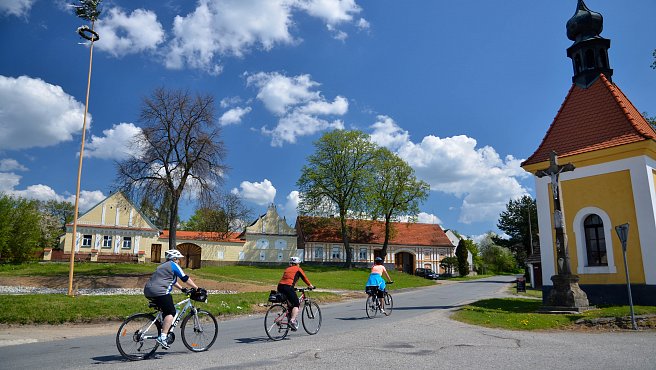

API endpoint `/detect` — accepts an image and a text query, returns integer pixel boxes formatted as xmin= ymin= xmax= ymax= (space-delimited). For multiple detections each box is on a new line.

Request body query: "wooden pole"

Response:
xmin=68 ymin=21 xmax=96 ymax=296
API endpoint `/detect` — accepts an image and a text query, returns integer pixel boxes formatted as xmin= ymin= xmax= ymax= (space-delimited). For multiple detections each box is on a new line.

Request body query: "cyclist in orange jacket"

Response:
xmin=278 ymin=256 xmax=314 ymax=330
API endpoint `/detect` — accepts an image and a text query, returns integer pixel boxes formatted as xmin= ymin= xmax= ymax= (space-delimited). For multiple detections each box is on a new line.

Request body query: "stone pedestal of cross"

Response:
xmin=535 ymin=151 xmax=590 ymax=312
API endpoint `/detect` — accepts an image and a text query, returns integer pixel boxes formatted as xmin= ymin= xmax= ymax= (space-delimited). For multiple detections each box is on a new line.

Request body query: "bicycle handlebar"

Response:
xmin=295 ymin=286 xmax=315 ymax=292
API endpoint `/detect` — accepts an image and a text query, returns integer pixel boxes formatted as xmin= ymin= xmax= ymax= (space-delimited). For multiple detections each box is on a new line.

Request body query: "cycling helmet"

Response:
xmin=289 ymin=256 xmax=301 ymax=264
xmin=165 ymin=249 xmax=184 ymax=261
xmin=374 ymin=257 xmax=383 ymax=263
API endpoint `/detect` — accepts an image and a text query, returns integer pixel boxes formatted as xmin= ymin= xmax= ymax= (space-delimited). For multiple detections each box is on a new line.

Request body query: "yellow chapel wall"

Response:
xmin=560 ymin=170 xmax=645 ymax=284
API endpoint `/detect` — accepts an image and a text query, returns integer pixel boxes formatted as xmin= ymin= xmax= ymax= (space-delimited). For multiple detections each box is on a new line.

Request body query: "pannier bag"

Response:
xmin=191 ymin=288 xmax=208 ymax=303
xmin=268 ymin=290 xmax=285 ymax=303
xmin=365 ymin=286 xmax=378 ymax=296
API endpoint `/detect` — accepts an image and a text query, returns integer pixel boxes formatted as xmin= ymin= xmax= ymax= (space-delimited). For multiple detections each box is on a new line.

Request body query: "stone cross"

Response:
xmin=535 ymin=151 xmax=575 ymax=275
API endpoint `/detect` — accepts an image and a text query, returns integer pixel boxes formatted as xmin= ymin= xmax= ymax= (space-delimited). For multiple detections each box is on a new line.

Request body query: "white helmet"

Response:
xmin=165 ymin=249 xmax=184 ymax=261
xmin=289 ymin=256 xmax=301 ymax=264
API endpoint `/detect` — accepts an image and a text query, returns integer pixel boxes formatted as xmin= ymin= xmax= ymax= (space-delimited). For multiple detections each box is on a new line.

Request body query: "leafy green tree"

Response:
xmin=115 ymin=88 xmax=228 ymax=249
xmin=368 ymin=147 xmax=430 ymax=257
xmin=440 ymin=256 xmax=457 ymax=275
xmin=0 ymin=195 xmax=41 ymax=262
xmin=183 ymin=193 xmax=251 ymax=238
xmin=652 ymin=49 xmax=656 ymax=70
xmin=297 ymin=130 xmax=378 ymax=267
xmin=496 ymin=195 xmax=537 ymax=264
xmin=37 ymin=200 xmax=74 ymax=249
xmin=481 ymin=244 xmax=517 ymax=274
xmin=455 ymin=238 xmax=470 ymax=276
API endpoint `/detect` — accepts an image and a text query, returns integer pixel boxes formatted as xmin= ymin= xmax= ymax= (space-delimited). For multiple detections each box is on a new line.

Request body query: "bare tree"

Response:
xmin=185 ymin=192 xmax=252 ymax=239
xmin=115 ymin=88 xmax=227 ymax=249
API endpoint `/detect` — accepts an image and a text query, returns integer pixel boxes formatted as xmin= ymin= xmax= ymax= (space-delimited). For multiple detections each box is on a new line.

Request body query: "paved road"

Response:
xmin=2 ymin=276 xmax=655 ymax=369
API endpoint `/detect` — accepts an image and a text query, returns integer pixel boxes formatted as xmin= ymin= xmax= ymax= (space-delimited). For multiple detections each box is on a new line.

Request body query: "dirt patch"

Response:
xmin=0 ymin=274 xmax=272 ymax=293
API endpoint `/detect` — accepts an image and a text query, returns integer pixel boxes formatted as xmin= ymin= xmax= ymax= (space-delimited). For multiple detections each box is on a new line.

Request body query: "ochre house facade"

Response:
xmin=56 ymin=193 xmax=456 ymax=272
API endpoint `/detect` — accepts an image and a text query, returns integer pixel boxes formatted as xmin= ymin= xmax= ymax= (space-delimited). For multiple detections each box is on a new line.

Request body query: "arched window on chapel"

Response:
xmin=584 ymin=214 xmax=607 ymax=266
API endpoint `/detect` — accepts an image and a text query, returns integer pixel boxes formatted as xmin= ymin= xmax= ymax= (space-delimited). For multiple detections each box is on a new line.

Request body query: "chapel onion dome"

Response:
xmin=566 ymin=0 xmax=603 ymax=43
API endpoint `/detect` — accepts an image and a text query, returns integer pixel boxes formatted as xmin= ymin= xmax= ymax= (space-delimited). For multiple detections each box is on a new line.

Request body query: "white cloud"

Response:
xmin=0 ymin=75 xmax=87 ymax=150
xmin=417 ymin=212 xmax=442 ymax=224
xmin=95 ymin=8 xmax=165 ymax=57
xmin=231 ymin=179 xmax=276 ymax=206
xmin=278 ymin=190 xmax=300 ymax=222
xmin=297 ymin=0 xmax=361 ymax=25
xmin=220 ymin=96 xmax=242 ymax=108
xmin=356 ymin=18 xmax=370 ymax=30
xmin=219 ymin=106 xmax=252 ymax=126
xmin=85 ymin=123 xmax=143 ymax=160
xmin=165 ymin=0 xmax=296 ymax=73
xmin=0 ymin=0 xmax=35 ymax=17
xmin=369 ymin=115 xmax=410 ymax=151
xmin=0 ymin=172 xmax=104 ymax=212
xmin=0 ymin=159 xmax=27 ymax=172
xmin=369 ymin=116 xmax=531 ymax=224
xmin=247 ymin=72 xmax=348 ymax=146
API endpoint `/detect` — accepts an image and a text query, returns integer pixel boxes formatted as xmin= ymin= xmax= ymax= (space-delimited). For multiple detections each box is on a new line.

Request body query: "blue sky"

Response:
xmin=1 ymin=0 xmax=655 ymax=239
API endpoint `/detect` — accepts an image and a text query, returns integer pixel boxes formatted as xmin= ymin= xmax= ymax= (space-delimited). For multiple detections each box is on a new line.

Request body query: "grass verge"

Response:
xmin=0 ymin=291 xmax=338 ymax=325
xmin=452 ymin=298 xmax=656 ymax=330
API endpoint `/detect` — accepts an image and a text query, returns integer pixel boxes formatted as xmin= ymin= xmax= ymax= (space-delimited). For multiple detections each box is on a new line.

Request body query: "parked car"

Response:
xmin=415 ymin=268 xmax=439 ymax=280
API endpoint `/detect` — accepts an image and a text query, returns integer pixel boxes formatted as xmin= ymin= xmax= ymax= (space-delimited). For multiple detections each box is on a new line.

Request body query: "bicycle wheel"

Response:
xmin=365 ymin=295 xmax=378 ymax=318
xmin=264 ymin=304 xmax=289 ymax=341
xmin=181 ymin=309 xmax=218 ymax=352
xmin=116 ymin=313 xmax=160 ymax=361
xmin=384 ymin=293 xmax=393 ymax=315
xmin=301 ymin=301 xmax=322 ymax=335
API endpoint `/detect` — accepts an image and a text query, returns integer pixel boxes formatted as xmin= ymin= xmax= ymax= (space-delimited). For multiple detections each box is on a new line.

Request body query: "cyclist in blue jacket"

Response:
xmin=144 ymin=249 xmax=198 ymax=349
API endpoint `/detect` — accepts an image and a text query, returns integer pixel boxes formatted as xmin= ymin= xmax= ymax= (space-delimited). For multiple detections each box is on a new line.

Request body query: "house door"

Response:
xmin=394 ymin=252 xmax=415 ymax=274
xmin=177 ymin=243 xmax=202 ymax=269
xmin=151 ymin=244 xmax=161 ymax=263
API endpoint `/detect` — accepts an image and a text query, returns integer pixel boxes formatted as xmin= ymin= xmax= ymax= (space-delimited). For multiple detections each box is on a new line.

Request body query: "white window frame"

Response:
xmin=359 ymin=248 xmax=367 ymax=261
xmin=332 ymin=245 xmax=341 ymax=260
xmin=82 ymin=234 xmax=92 ymax=247
xmin=277 ymin=252 xmax=283 ymax=261
xmin=573 ymin=207 xmax=616 ymax=274
xmin=102 ymin=235 xmax=112 ymax=248
xmin=260 ymin=251 xmax=266 ymax=261
xmin=122 ymin=236 xmax=132 ymax=250
xmin=314 ymin=246 xmax=323 ymax=260
xmin=217 ymin=251 xmax=224 ymax=260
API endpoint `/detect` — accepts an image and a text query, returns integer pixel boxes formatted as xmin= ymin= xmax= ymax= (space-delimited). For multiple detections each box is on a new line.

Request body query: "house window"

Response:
xmin=217 ymin=251 xmax=224 ymax=260
xmin=239 ymin=251 xmax=245 ymax=261
xmin=122 ymin=236 xmax=132 ymax=250
xmin=102 ymin=235 xmax=112 ymax=248
xmin=314 ymin=246 xmax=323 ymax=260
xmin=584 ymin=214 xmax=607 ymax=266
xmin=277 ymin=252 xmax=283 ymax=262
xmin=82 ymin=234 xmax=92 ymax=247
xmin=332 ymin=246 xmax=341 ymax=259
xmin=359 ymin=248 xmax=367 ymax=261
xmin=260 ymin=251 xmax=266 ymax=261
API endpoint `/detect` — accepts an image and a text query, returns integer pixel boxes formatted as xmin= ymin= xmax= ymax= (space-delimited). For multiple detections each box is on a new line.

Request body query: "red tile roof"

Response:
xmin=295 ymin=216 xmax=453 ymax=247
xmin=160 ymin=230 xmax=244 ymax=243
xmin=522 ymin=74 xmax=656 ymax=166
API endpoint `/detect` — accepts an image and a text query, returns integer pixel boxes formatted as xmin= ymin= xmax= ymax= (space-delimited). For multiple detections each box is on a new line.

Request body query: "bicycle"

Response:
xmin=116 ymin=288 xmax=218 ymax=361
xmin=365 ymin=281 xmax=393 ymax=318
xmin=264 ymin=287 xmax=322 ymax=341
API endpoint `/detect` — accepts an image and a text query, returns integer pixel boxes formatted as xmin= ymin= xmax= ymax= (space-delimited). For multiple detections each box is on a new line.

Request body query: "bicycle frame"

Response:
xmin=142 ymin=296 xmax=196 ymax=340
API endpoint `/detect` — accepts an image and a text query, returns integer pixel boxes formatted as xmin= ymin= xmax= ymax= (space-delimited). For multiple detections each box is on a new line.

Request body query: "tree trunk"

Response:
xmin=340 ymin=216 xmax=352 ymax=268
xmin=168 ymin=194 xmax=179 ymax=250
xmin=381 ymin=215 xmax=392 ymax=258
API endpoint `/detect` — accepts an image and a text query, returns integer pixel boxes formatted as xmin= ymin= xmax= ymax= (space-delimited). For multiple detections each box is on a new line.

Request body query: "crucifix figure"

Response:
xmin=535 ymin=151 xmax=575 ymax=276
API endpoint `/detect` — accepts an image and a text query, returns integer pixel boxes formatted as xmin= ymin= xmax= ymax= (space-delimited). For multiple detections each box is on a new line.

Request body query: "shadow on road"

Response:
xmin=334 ymin=316 xmax=372 ymax=321
xmin=234 ymin=337 xmax=274 ymax=344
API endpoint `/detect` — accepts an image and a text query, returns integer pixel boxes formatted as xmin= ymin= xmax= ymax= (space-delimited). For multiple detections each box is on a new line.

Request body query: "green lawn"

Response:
xmin=452 ymin=298 xmax=656 ymax=330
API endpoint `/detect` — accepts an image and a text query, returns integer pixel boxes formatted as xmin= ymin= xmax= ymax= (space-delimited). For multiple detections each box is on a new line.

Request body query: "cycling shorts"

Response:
xmin=277 ymin=283 xmax=300 ymax=308
xmin=147 ymin=294 xmax=176 ymax=317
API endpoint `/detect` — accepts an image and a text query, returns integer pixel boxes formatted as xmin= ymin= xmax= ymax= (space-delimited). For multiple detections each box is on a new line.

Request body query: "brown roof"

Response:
xmin=295 ymin=216 xmax=453 ymax=247
xmin=522 ymin=74 xmax=656 ymax=166
xmin=160 ymin=230 xmax=244 ymax=243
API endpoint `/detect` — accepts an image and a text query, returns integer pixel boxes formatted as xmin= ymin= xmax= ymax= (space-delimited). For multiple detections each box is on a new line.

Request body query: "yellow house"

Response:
xmin=522 ymin=1 xmax=656 ymax=305
xmin=59 ymin=191 xmax=160 ymax=262
xmin=240 ymin=204 xmax=300 ymax=263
